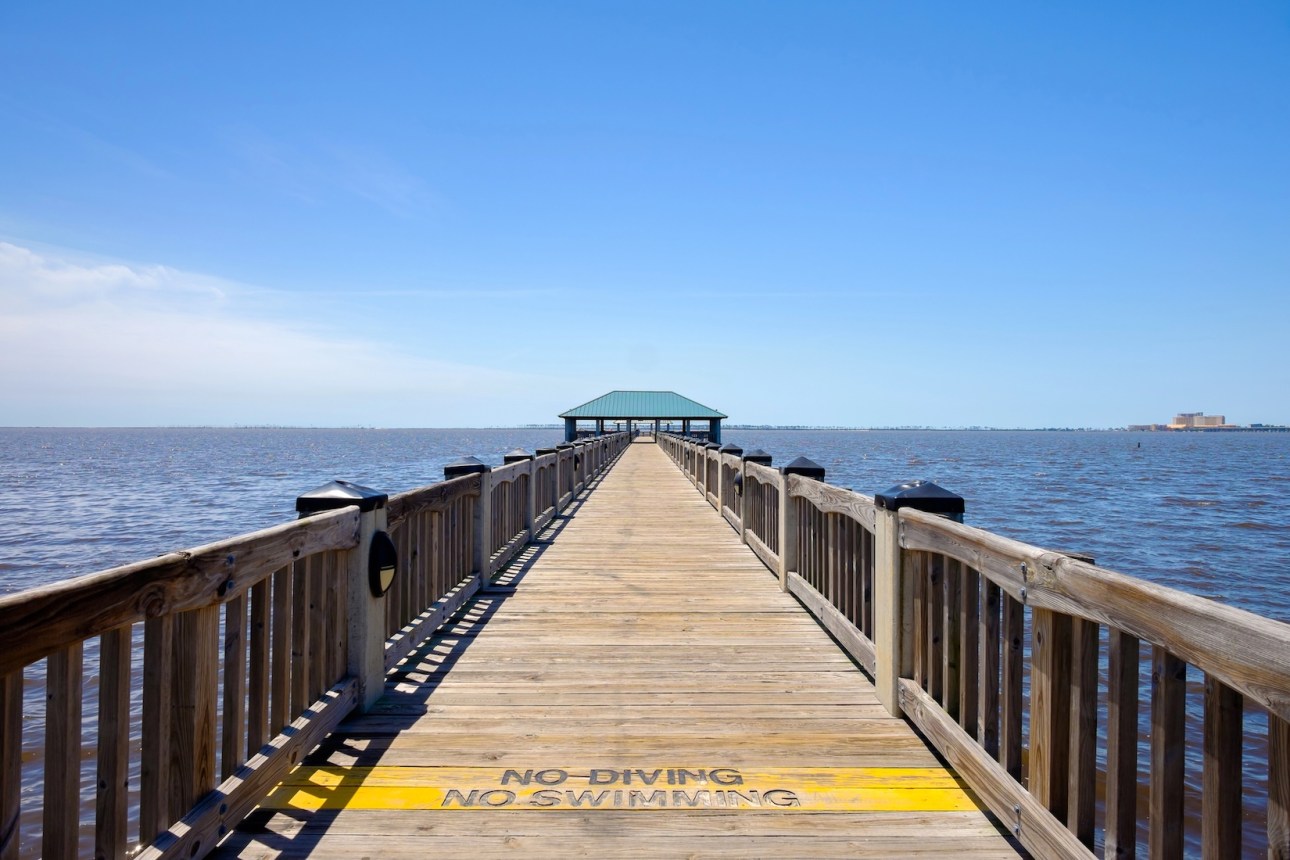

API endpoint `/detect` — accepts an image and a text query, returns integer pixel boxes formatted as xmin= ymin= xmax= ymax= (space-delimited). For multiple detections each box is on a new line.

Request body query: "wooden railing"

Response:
xmin=659 ymin=432 xmax=1290 ymax=859
xmin=0 ymin=433 xmax=628 ymax=859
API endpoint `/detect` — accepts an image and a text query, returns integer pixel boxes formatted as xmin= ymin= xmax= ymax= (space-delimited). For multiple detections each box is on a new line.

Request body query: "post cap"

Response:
xmin=875 ymin=480 xmax=965 ymax=515
xmin=443 ymin=456 xmax=491 ymax=479
xmin=718 ymin=443 xmax=744 ymax=456
xmin=536 ymin=447 xmax=558 ymax=456
xmin=503 ymin=448 xmax=534 ymax=463
xmin=296 ymin=479 xmax=388 ymax=514
xmin=742 ymin=449 xmax=773 ymax=465
xmin=556 ymin=442 xmax=575 ymax=450
xmin=704 ymin=441 xmax=721 ymax=450
xmin=782 ymin=457 xmax=826 ymax=479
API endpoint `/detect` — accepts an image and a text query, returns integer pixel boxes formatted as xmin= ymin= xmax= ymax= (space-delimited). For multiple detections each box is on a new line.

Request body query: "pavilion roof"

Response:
xmin=559 ymin=390 xmax=726 ymax=420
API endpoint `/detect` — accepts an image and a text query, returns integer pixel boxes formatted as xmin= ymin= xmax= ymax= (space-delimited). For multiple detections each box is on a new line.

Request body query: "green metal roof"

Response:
xmin=560 ymin=391 xmax=726 ymax=420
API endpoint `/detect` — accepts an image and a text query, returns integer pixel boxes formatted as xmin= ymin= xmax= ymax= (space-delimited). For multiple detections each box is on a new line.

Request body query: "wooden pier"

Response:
xmin=214 ymin=441 xmax=1013 ymax=858
xmin=2 ymin=424 xmax=1290 ymax=858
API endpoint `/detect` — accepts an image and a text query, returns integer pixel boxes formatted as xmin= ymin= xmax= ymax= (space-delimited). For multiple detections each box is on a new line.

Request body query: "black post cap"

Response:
xmin=296 ymin=479 xmax=388 ymax=514
xmin=782 ymin=456 xmax=826 ymax=479
xmin=875 ymin=480 xmax=965 ymax=516
xmin=556 ymin=442 xmax=575 ymax=450
xmin=536 ymin=447 xmax=558 ymax=456
xmin=718 ymin=443 xmax=744 ymax=456
xmin=444 ymin=456 xmax=491 ymax=479
xmin=704 ymin=441 xmax=721 ymax=450
xmin=503 ymin=448 xmax=534 ymax=463
xmin=742 ymin=449 xmax=773 ymax=465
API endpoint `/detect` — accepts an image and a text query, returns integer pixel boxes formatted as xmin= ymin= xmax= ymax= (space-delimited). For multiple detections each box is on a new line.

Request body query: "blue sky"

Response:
xmin=2 ymin=2 xmax=1287 ymax=427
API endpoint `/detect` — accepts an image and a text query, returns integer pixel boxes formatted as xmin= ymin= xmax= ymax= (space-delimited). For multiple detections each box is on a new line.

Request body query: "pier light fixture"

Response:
xmin=368 ymin=530 xmax=398 ymax=597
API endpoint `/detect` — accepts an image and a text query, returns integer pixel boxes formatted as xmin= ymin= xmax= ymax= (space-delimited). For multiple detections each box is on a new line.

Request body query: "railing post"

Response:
xmin=719 ymin=443 xmax=743 ymax=535
xmin=296 ymin=480 xmax=389 ymax=714
xmin=779 ymin=457 xmax=825 ymax=593
xmin=873 ymin=479 xmax=965 ymax=719
xmin=445 ymin=457 xmax=493 ymax=586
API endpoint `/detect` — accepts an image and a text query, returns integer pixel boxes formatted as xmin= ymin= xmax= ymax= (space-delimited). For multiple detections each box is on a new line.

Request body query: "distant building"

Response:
xmin=1170 ymin=412 xmax=1228 ymax=429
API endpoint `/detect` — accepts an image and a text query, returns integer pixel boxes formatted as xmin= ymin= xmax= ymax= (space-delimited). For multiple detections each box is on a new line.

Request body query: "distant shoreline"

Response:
xmin=3 ymin=425 xmax=1288 ymax=433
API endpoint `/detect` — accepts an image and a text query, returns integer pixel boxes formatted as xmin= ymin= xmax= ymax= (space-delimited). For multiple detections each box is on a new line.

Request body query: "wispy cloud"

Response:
xmin=0 ymin=241 xmax=554 ymax=425
xmin=223 ymin=128 xmax=438 ymax=217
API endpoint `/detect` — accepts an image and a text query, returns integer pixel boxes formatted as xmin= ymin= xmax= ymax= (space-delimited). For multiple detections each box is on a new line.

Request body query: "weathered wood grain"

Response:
xmin=899 ymin=680 xmax=1094 ymax=859
xmin=386 ymin=474 xmax=481 ymax=529
xmin=0 ymin=508 xmax=359 ymax=677
xmin=1104 ymin=630 xmax=1139 ymax=860
xmin=1202 ymin=675 xmax=1242 ymax=858
xmin=96 ymin=626 xmax=132 ymax=860
xmin=786 ymin=475 xmax=878 ymax=532
xmin=0 ymin=671 xmax=20 ymax=860
xmin=1066 ymin=618 xmax=1098 ymax=847
xmin=901 ymin=508 xmax=1290 ymax=722
xmin=1149 ymin=649 xmax=1186 ymax=858
xmin=43 ymin=643 xmax=83 ymax=860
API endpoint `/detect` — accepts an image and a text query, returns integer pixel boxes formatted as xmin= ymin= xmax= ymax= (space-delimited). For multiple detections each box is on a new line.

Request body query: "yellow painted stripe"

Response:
xmin=263 ymin=766 xmax=977 ymax=812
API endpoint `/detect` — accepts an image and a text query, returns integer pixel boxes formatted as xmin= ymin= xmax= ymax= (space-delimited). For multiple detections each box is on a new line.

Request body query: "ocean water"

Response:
xmin=1 ymin=427 xmax=1288 ymax=856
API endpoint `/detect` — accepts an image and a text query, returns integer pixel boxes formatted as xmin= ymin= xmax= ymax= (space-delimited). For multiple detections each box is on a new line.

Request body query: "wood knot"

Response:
xmin=137 ymin=586 xmax=168 ymax=618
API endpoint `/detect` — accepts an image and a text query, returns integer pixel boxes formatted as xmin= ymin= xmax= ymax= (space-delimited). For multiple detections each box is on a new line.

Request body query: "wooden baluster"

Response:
xmin=978 ymin=580 xmax=1000 ymax=758
xmin=1200 ymin=675 xmax=1242 ymax=858
xmin=1030 ymin=608 xmax=1072 ymax=818
xmin=927 ymin=553 xmax=944 ymax=704
xmin=959 ymin=565 xmax=979 ymax=738
xmin=912 ymin=552 xmax=927 ymax=689
xmin=248 ymin=578 xmax=271 ymax=753
xmin=44 ymin=644 xmax=82 ymax=860
xmin=1000 ymin=593 xmax=1024 ymax=780
xmin=943 ymin=556 xmax=960 ymax=719
xmin=1105 ymin=629 xmax=1140 ymax=860
xmin=221 ymin=593 xmax=247 ymax=781
xmin=269 ymin=565 xmax=291 ymax=733
xmin=1149 ymin=648 xmax=1186 ymax=858
xmin=862 ymin=527 xmax=874 ymax=638
xmin=309 ymin=553 xmax=327 ymax=702
xmin=96 ymin=628 xmax=131 ymax=860
xmin=1067 ymin=618 xmax=1098 ymax=847
xmin=172 ymin=606 xmax=218 ymax=817
xmin=140 ymin=614 xmax=174 ymax=841
xmin=1272 ymin=713 xmax=1290 ymax=860
xmin=0 ymin=671 xmax=20 ymax=860
xmin=291 ymin=558 xmax=311 ymax=718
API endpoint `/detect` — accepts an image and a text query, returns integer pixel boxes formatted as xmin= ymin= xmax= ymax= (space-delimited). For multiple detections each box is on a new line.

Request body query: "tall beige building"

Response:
xmin=1170 ymin=412 xmax=1227 ymax=428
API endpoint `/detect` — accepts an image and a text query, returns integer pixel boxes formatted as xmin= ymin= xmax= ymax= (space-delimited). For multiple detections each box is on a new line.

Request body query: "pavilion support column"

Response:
xmin=683 ymin=419 xmax=690 ymax=436
xmin=654 ymin=419 xmax=660 ymax=436
xmin=597 ymin=419 xmax=604 ymax=435
xmin=564 ymin=418 xmax=576 ymax=442
xmin=711 ymin=419 xmax=722 ymax=443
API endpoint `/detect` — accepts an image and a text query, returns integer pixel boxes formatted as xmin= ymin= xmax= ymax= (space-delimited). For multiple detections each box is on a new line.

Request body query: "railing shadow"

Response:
xmin=215 ymin=461 xmax=614 ymax=855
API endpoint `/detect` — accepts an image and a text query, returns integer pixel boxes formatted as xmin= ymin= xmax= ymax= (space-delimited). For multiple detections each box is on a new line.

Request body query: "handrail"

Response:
xmin=655 ymin=431 xmax=1290 ymax=858
xmin=0 ymin=432 xmax=630 ymax=859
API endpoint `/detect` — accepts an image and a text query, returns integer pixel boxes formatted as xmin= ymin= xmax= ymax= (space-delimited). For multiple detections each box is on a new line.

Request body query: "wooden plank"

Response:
xmin=899 ymin=680 xmax=1095 ymax=858
xmin=269 ymin=565 xmax=291 ymax=733
xmin=1000 ymin=593 xmax=1023 ymax=780
xmin=1149 ymin=648 xmax=1186 ymax=858
xmin=788 ymin=572 xmax=877 ymax=675
xmin=291 ymin=558 xmax=311 ymax=719
xmin=1067 ymin=618 xmax=1098 ymax=847
xmin=978 ymin=580 xmax=1000 ymax=759
xmin=172 ymin=606 xmax=219 ymax=815
xmin=0 ymin=671 xmax=18 ymax=860
xmin=141 ymin=613 xmax=175 ymax=841
xmin=96 ymin=626 xmax=132 ymax=860
xmin=927 ymin=553 xmax=944 ymax=704
xmin=959 ymin=565 xmax=979 ymax=739
xmin=386 ymin=474 xmax=481 ymax=529
xmin=943 ymin=557 xmax=961 ymax=720
xmin=1202 ymin=675 xmax=1242 ymax=858
xmin=222 ymin=594 xmax=248 ymax=781
xmin=900 ymin=508 xmax=1290 ymax=723
xmin=0 ymin=507 xmax=359 ymax=677
xmin=43 ymin=643 xmax=83 ymax=860
xmin=1030 ymin=608 xmax=1071 ymax=818
xmin=1272 ymin=713 xmax=1290 ymax=860
xmin=785 ymin=475 xmax=878 ymax=532
xmin=248 ymin=578 xmax=271 ymax=753
xmin=1104 ymin=630 xmax=1139 ymax=860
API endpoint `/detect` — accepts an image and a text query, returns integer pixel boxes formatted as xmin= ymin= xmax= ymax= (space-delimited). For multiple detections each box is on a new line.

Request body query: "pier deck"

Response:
xmin=215 ymin=442 xmax=1016 ymax=858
